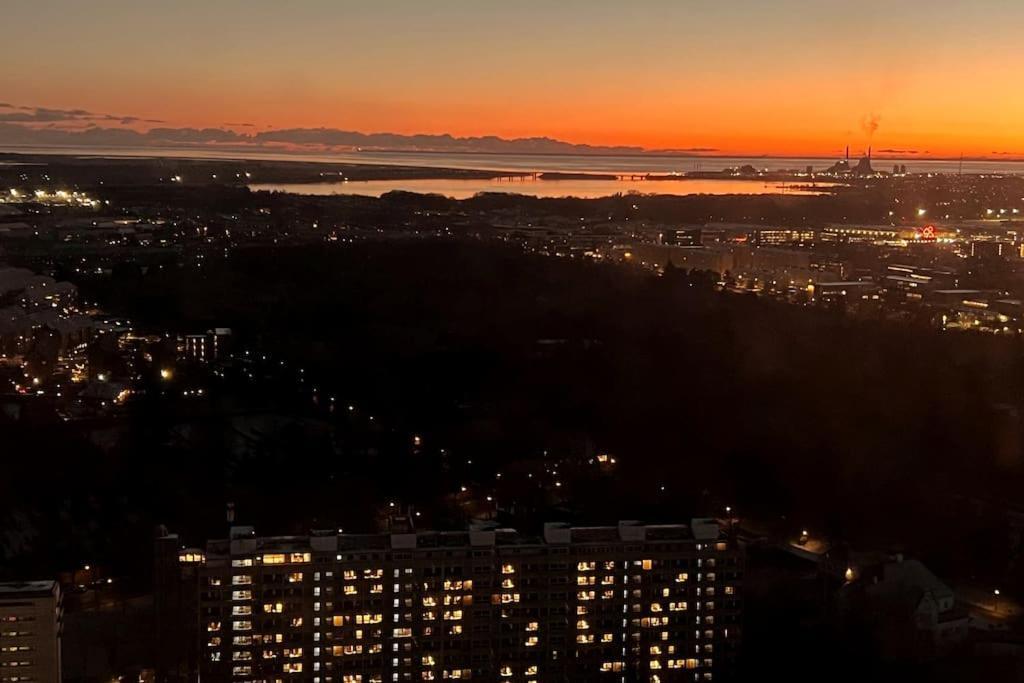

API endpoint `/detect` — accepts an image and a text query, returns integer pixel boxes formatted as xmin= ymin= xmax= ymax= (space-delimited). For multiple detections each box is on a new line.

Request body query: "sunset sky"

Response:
xmin=2 ymin=0 xmax=1024 ymax=157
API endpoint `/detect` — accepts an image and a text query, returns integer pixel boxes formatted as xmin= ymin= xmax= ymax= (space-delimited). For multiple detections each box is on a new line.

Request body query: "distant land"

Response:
xmin=0 ymin=121 xmax=654 ymax=156
xmin=1 ymin=116 xmax=1021 ymax=163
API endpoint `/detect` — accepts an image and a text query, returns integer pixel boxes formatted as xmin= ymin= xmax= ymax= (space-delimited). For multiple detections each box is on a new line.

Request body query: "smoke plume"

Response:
xmin=860 ymin=113 xmax=881 ymax=139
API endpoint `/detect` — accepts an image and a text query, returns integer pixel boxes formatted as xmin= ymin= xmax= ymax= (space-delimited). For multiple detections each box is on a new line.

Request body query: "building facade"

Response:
xmin=158 ymin=520 xmax=741 ymax=683
xmin=0 ymin=581 xmax=63 ymax=683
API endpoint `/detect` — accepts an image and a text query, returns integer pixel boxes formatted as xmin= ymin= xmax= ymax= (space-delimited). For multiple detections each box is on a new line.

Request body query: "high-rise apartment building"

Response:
xmin=0 ymin=581 xmax=63 ymax=683
xmin=157 ymin=520 xmax=741 ymax=682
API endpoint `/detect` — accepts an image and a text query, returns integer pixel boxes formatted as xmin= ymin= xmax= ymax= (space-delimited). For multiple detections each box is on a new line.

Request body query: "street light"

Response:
xmin=994 ymin=588 xmax=1001 ymax=614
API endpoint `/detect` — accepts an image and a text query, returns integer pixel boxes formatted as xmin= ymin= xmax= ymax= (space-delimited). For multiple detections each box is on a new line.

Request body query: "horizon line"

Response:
xmin=2 ymin=144 xmax=1024 ymax=165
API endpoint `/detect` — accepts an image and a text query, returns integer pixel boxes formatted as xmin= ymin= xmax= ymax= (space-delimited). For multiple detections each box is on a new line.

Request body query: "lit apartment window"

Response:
xmin=231 ymin=558 xmax=253 ymax=568
xmin=208 ymin=621 xmax=222 ymax=632
xmin=501 ymin=564 xmax=515 ymax=575
xmin=264 ymin=554 xmax=286 ymax=565
xmin=355 ymin=614 xmax=382 ymax=625
xmin=288 ymin=572 xmax=303 ymax=583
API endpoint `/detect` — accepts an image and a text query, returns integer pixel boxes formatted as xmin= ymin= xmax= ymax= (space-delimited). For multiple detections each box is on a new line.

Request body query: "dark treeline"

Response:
xmin=53 ymin=240 xmax=1021 ymax=584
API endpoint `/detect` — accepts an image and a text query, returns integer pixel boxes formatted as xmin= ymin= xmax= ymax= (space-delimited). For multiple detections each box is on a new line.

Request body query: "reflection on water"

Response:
xmin=249 ymin=177 xmax=834 ymax=199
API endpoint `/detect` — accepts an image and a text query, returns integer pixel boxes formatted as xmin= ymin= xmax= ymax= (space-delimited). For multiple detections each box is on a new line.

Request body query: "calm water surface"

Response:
xmin=249 ymin=177 xmax=836 ymax=199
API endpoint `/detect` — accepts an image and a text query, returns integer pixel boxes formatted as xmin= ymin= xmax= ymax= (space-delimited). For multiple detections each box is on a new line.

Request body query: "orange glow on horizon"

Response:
xmin=3 ymin=1 xmax=1024 ymax=160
